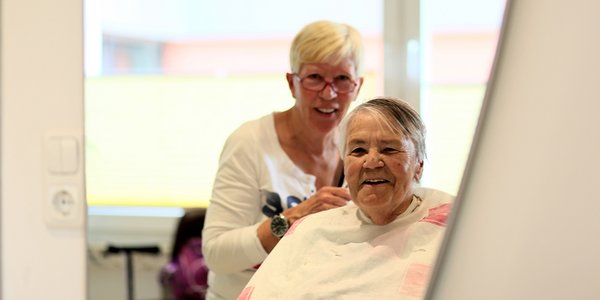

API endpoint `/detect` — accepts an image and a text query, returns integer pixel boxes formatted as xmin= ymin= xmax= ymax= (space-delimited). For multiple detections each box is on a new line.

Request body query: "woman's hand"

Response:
xmin=284 ymin=186 xmax=351 ymax=223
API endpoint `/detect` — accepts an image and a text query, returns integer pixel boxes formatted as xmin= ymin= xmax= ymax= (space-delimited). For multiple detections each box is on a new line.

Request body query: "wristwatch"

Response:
xmin=270 ymin=214 xmax=289 ymax=238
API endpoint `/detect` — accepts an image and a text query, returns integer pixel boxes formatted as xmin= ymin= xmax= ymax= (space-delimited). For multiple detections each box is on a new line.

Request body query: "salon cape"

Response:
xmin=238 ymin=187 xmax=453 ymax=300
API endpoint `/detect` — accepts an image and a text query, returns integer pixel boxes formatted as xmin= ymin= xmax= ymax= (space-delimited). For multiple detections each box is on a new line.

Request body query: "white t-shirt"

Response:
xmin=202 ymin=113 xmax=321 ymax=300
xmin=238 ymin=188 xmax=453 ymax=300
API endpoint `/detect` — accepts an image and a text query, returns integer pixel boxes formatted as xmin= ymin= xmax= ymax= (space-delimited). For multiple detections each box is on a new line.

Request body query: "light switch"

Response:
xmin=46 ymin=136 xmax=79 ymax=174
xmin=60 ymin=137 xmax=78 ymax=173
xmin=47 ymin=138 xmax=62 ymax=173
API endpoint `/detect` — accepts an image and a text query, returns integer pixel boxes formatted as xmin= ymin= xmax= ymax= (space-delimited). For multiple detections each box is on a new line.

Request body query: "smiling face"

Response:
xmin=344 ymin=111 xmax=423 ymax=224
xmin=286 ymin=58 xmax=363 ymax=134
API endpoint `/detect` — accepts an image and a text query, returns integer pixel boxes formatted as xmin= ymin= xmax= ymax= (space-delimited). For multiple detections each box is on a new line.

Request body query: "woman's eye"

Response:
xmin=382 ymin=147 xmax=399 ymax=154
xmin=306 ymin=73 xmax=323 ymax=80
xmin=335 ymin=75 xmax=351 ymax=81
xmin=349 ymin=147 xmax=367 ymax=156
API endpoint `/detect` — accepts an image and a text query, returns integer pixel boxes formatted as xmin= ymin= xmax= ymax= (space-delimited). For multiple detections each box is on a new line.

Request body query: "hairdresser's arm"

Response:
xmin=202 ymin=128 xmax=268 ymax=274
xmin=256 ymin=185 xmax=351 ymax=252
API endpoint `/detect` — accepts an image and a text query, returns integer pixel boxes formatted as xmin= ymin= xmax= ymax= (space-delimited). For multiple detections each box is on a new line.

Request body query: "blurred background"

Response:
xmin=84 ymin=0 xmax=505 ymax=299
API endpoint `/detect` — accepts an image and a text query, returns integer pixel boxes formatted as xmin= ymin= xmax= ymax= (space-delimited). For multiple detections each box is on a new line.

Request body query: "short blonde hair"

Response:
xmin=290 ymin=20 xmax=364 ymax=76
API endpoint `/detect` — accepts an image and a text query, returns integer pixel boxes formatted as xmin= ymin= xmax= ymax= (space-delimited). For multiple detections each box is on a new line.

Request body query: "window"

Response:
xmin=420 ymin=0 xmax=506 ymax=194
xmin=84 ymin=0 xmax=506 ymax=210
xmin=84 ymin=0 xmax=384 ymax=208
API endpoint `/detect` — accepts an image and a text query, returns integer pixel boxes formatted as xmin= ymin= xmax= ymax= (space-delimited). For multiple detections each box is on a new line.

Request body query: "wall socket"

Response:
xmin=45 ymin=185 xmax=83 ymax=228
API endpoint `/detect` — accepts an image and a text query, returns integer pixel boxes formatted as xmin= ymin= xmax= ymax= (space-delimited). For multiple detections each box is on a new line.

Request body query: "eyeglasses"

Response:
xmin=293 ymin=73 xmax=358 ymax=94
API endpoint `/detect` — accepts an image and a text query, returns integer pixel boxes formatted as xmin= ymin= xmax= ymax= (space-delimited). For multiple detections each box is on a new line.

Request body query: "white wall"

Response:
xmin=427 ymin=0 xmax=600 ymax=299
xmin=0 ymin=0 xmax=86 ymax=299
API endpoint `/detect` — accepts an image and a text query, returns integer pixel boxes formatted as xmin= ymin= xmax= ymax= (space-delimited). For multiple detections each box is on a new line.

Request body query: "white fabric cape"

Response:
xmin=238 ymin=187 xmax=453 ymax=300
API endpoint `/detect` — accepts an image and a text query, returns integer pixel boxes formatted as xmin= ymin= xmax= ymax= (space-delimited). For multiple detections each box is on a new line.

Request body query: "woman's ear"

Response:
xmin=286 ymin=73 xmax=296 ymax=98
xmin=414 ymin=160 xmax=424 ymax=182
xmin=353 ymin=77 xmax=365 ymax=100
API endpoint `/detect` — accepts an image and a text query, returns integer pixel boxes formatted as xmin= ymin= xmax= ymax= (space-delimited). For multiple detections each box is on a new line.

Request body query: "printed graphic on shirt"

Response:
xmin=260 ymin=189 xmax=305 ymax=218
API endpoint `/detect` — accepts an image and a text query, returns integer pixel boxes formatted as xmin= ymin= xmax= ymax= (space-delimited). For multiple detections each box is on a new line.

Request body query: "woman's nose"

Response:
xmin=363 ymin=152 xmax=384 ymax=169
xmin=319 ymin=82 xmax=337 ymax=100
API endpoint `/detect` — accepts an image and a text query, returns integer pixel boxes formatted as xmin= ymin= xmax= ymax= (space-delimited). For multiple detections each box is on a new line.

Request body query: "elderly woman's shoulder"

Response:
xmin=414 ymin=187 xmax=454 ymax=206
xmin=414 ymin=187 xmax=453 ymax=227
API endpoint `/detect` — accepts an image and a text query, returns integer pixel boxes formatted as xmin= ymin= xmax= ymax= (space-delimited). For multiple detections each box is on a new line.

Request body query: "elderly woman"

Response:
xmin=202 ymin=20 xmax=364 ymax=300
xmin=237 ymin=97 xmax=453 ymax=300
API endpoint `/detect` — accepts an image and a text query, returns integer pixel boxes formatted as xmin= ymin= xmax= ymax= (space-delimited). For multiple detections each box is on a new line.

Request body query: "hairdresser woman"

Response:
xmin=202 ymin=20 xmax=364 ymax=300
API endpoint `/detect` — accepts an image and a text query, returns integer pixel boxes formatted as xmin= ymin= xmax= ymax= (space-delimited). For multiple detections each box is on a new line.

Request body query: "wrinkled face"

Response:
xmin=286 ymin=58 xmax=363 ymax=134
xmin=344 ymin=112 xmax=423 ymax=220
